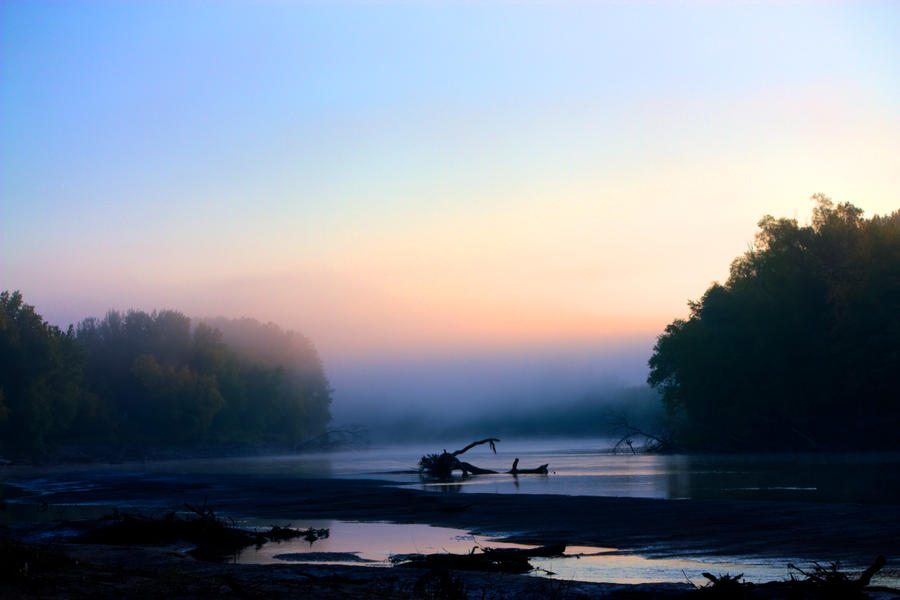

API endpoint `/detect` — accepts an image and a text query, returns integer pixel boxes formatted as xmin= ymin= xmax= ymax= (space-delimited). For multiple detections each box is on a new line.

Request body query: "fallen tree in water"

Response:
xmin=393 ymin=543 xmax=566 ymax=574
xmin=418 ymin=438 xmax=549 ymax=478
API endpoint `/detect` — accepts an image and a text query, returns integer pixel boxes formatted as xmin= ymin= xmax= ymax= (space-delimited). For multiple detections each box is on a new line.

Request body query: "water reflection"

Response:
xmin=235 ymin=520 xmax=526 ymax=565
xmin=399 ymin=445 xmax=900 ymax=503
xmin=5 ymin=440 xmax=899 ymax=504
xmin=417 ymin=474 xmax=464 ymax=493
xmin=233 ymin=520 xmax=900 ymax=587
xmin=659 ymin=453 xmax=900 ymax=503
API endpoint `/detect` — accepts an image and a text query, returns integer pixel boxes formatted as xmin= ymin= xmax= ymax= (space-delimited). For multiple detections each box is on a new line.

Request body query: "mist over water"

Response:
xmin=325 ymin=339 xmax=658 ymax=442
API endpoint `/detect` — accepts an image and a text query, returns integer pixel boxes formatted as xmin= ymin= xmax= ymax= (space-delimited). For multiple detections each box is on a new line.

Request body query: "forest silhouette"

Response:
xmin=0 ymin=296 xmax=331 ymax=457
xmin=3 ymin=196 xmax=898 ymax=457
xmin=649 ymin=195 xmax=900 ymax=451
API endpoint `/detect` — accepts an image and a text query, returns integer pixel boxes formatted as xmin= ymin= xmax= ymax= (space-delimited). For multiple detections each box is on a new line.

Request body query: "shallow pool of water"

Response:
xmin=232 ymin=519 xmax=900 ymax=587
xmin=235 ymin=520 xmax=529 ymax=566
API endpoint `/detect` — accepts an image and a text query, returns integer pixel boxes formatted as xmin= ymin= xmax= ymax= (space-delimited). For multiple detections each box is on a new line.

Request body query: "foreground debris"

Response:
xmin=419 ymin=438 xmax=548 ymax=478
xmin=784 ymin=556 xmax=889 ymax=599
xmin=0 ymin=534 xmax=696 ymax=599
xmin=77 ymin=500 xmax=329 ymax=560
xmin=692 ymin=556 xmax=894 ymax=599
xmin=393 ymin=543 xmax=566 ymax=574
xmin=609 ymin=412 xmax=677 ymax=454
xmin=3 ymin=520 xmax=898 ymax=600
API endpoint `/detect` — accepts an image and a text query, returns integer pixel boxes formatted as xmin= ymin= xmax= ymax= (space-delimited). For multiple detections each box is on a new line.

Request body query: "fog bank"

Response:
xmin=325 ymin=338 xmax=658 ymax=442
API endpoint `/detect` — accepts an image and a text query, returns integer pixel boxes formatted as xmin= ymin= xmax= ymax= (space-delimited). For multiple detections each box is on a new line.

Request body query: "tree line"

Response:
xmin=0 ymin=292 xmax=331 ymax=457
xmin=649 ymin=195 xmax=900 ymax=451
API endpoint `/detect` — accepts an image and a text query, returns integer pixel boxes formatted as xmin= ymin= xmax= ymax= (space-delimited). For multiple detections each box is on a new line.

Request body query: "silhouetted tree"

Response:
xmin=0 ymin=291 xmax=84 ymax=454
xmin=649 ymin=196 xmax=900 ymax=450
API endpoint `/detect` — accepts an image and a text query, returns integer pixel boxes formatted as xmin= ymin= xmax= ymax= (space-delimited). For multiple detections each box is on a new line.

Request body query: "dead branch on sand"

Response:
xmin=393 ymin=543 xmax=566 ymax=574
xmin=786 ymin=556 xmax=887 ymax=598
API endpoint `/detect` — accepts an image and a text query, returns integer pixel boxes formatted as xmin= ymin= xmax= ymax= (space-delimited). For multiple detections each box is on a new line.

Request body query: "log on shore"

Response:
xmin=394 ymin=543 xmax=566 ymax=574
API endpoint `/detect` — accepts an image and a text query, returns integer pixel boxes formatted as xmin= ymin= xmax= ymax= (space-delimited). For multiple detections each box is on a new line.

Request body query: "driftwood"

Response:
xmin=419 ymin=439 xmax=549 ymax=478
xmin=78 ymin=501 xmax=331 ymax=560
xmin=265 ymin=525 xmax=329 ymax=544
xmin=696 ymin=556 xmax=892 ymax=598
xmin=609 ymin=413 xmax=676 ymax=454
xmin=394 ymin=543 xmax=566 ymax=574
xmin=508 ymin=457 xmax=549 ymax=475
xmin=787 ymin=556 xmax=887 ymax=596
xmin=78 ymin=502 xmax=265 ymax=560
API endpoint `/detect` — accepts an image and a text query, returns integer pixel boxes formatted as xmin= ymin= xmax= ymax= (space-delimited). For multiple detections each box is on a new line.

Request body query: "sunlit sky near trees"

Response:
xmin=2 ymin=2 xmax=898 ymax=362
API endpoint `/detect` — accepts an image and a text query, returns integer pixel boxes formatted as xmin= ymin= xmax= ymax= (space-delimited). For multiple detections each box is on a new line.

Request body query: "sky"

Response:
xmin=2 ymin=1 xmax=899 ymax=387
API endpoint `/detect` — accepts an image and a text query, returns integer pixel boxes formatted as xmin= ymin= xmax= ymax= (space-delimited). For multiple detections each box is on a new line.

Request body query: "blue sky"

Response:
xmin=2 ymin=1 xmax=898 ymax=360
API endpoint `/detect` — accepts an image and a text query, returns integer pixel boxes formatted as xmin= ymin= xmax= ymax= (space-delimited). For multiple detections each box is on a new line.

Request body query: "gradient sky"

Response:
xmin=2 ymin=1 xmax=899 ymax=363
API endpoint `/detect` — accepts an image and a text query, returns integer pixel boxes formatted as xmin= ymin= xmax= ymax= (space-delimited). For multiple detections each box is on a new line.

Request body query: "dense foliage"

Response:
xmin=0 ymin=292 xmax=84 ymax=455
xmin=648 ymin=196 xmax=900 ymax=451
xmin=0 ymin=292 xmax=331 ymax=456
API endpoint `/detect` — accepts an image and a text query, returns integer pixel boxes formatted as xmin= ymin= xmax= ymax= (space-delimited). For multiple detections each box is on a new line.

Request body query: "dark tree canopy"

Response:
xmin=0 ymin=291 xmax=84 ymax=454
xmin=648 ymin=196 xmax=900 ymax=451
xmin=0 ymin=294 xmax=331 ymax=457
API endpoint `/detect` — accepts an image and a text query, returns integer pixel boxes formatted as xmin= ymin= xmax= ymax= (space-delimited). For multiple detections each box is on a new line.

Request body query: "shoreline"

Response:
xmin=2 ymin=539 xmax=698 ymax=599
xmin=5 ymin=470 xmax=900 ymax=563
xmin=4 ymin=469 xmax=900 ymax=598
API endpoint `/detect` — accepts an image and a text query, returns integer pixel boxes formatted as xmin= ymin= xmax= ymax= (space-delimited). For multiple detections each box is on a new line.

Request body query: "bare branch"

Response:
xmin=452 ymin=438 xmax=500 ymax=456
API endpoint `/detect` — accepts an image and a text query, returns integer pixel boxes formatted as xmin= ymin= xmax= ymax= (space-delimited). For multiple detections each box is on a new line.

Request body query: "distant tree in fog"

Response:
xmin=0 ymin=294 xmax=331 ymax=457
xmin=199 ymin=316 xmax=332 ymax=443
xmin=75 ymin=310 xmax=332 ymax=448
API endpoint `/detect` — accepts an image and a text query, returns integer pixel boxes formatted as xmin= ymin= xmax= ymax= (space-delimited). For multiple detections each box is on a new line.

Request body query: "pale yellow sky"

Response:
xmin=2 ymin=4 xmax=898 ymax=361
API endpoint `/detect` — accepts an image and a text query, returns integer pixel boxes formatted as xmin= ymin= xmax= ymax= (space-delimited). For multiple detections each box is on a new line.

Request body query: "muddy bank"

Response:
xmin=4 ymin=535 xmax=898 ymax=600
xmin=6 ymin=471 xmax=900 ymax=563
xmin=2 ymin=538 xmax=697 ymax=600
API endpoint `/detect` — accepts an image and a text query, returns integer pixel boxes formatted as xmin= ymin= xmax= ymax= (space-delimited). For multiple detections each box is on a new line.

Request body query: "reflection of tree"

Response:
xmin=437 ymin=483 xmax=464 ymax=493
xmin=417 ymin=474 xmax=464 ymax=493
xmin=649 ymin=196 xmax=900 ymax=451
xmin=662 ymin=455 xmax=693 ymax=499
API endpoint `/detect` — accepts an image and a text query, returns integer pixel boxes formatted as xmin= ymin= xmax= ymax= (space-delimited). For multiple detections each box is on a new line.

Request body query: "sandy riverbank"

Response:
xmin=3 ymin=470 xmax=900 ymax=598
xmin=2 ymin=540 xmax=699 ymax=600
xmin=8 ymin=471 xmax=900 ymax=561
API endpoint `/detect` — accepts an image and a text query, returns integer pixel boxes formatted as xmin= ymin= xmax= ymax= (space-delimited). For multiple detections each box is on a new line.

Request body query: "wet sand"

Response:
xmin=4 ymin=469 xmax=900 ymax=598
xmin=10 ymin=471 xmax=900 ymax=563
xmin=3 ymin=541 xmax=699 ymax=599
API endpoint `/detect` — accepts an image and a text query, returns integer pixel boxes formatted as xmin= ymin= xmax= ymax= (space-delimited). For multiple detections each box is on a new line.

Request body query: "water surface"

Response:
xmin=232 ymin=519 xmax=900 ymax=587
xmin=7 ymin=439 xmax=900 ymax=503
xmin=5 ymin=440 xmax=900 ymax=587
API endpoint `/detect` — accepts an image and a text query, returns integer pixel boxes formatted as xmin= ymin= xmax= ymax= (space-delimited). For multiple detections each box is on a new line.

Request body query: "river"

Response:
xmin=18 ymin=437 xmax=892 ymax=503
xmin=5 ymin=439 xmax=899 ymax=586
